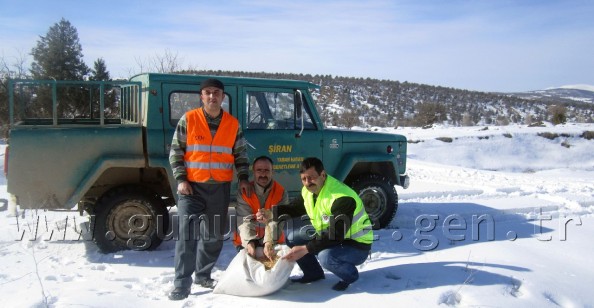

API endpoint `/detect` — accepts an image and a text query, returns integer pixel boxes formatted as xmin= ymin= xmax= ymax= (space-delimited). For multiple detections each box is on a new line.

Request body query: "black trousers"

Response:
xmin=173 ymin=182 xmax=230 ymax=288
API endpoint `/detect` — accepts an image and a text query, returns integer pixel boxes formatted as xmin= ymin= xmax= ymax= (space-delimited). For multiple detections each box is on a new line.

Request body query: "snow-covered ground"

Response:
xmin=1 ymin=123 xmax=593 ymax=307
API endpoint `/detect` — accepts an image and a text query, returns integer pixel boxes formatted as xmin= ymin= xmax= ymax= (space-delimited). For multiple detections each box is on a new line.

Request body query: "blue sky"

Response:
xmin=1 ymin=0 xmax=593 ymax=92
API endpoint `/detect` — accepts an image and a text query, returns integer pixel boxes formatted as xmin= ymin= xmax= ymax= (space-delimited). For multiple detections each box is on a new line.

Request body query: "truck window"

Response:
xmin=169 ymin=91 xmax=230 ymax=125
xmin=245 ymin=90 xmax=315 ymax=130
xmin=9 ymin=81 xmax=127 ymax=125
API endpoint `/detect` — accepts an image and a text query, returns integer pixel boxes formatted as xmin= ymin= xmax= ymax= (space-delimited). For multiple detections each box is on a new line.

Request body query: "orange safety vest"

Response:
xmin=184 ymin=108 xmax=239 ymax=182
xmin=233 ymin=180 xmax=286 ymax=246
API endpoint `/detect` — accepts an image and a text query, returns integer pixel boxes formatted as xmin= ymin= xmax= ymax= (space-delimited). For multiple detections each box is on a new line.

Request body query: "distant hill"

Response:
xmin=508 ymin=86 xmax=594 ymax=105
xmin=183 ymin=69 xmax=594 ymax=128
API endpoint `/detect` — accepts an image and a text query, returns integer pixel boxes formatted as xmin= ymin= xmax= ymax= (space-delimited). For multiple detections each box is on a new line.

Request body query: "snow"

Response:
xmin=556 ymin=84 xmax=594 ymax=92
xmin=1 ymin=123 xmax=593 ymax=307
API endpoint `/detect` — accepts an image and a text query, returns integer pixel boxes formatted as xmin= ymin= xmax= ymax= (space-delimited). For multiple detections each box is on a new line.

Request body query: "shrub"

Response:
xmin=581 ymin=131 xmax=594 ymax=140
xmin=529 ymin=121 xmax=545 ymax=127
xmin=548 ymin=105 xmax=567 ymax=125
xmin=436 ymin=137 xmax=453 ymax=143
xmin=537 ymin=132 xmax=558 ymax=140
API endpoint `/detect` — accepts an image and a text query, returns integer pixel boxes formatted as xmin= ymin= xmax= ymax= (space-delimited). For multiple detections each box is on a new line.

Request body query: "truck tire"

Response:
xmin=351 ymin=174 xmax=398 ymax=230
xmin=92 ymin=186 xmax=169 ymax=253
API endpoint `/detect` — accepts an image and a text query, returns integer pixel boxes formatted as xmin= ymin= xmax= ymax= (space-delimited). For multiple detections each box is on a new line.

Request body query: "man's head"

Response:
xmin=253 ymin=156 xmax=274 ymax=188
xmin=199 ymin=78 xmax=224 ymax=92
xmin=199 ymin=78 xmax=225 ymax=117
xmin=299 ymin=157 xmax=326 ymax=195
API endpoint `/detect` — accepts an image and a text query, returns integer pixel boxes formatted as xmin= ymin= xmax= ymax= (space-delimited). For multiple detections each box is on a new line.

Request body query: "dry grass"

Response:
xmin=259 ymin=256 xmax=279 ymax=270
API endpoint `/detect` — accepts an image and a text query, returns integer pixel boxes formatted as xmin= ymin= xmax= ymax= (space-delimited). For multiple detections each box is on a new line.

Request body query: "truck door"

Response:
xmin=240 ymin=87 xmax=323 ymax=196
xmin=162 ymin=83 xmax=236 ymax=156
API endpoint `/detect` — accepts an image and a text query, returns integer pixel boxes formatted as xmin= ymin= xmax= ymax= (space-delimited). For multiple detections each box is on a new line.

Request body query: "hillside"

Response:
xmin=510 ymin=87 xmax=594 ymax=105
xmin=184 ymin=70 xmax=594 ymax=128
xmin=3 ymin=70 xmax=591 ymax=139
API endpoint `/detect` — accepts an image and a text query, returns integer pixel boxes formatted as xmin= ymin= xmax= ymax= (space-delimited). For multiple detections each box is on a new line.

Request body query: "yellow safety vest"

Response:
xmin=302 ymin=175 xmax=373 ymax=244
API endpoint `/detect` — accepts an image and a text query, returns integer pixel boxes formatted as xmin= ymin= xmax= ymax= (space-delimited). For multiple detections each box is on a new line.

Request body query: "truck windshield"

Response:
xmin=245 ymin=90 xmax=316 ymax=130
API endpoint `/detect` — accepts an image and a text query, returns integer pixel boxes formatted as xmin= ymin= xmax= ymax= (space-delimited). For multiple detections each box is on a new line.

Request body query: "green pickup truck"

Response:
xmin=6 ymin=73 xmax=409 ymax=252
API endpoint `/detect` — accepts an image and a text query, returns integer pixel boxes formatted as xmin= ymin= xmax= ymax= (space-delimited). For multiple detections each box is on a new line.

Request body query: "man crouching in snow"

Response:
xmin=274 ymin=157 xmax=373 ymax=291
xmin=234 ymin=155 xmax=289 ymax=261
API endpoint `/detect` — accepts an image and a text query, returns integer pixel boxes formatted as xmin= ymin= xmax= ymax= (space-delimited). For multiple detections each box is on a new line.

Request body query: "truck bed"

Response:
xmin=7 ymin=79 xmax=144 ymax=209
xmin=7 ymin=126 xmax=145 ymax=209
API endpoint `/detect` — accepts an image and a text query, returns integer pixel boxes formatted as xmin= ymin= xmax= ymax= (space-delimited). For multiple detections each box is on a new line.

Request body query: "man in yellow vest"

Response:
xmin=234 ymin=155 xmax=289 ymax=260
xmin=273 ymin=157 xmax=373 ymax=291
xmin=168 ymin=78 xmax=252 ymax=301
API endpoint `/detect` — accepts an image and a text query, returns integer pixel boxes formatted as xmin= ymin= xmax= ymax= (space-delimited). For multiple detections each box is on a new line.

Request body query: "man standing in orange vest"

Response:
xmin=168 ymin=78 xmax=252 ymax=301
xmin=234 ymin=156 xmax=289 ymax=261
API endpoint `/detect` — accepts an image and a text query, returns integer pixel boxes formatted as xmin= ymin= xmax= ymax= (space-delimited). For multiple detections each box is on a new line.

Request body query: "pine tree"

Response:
xmin=28 ymin=19 xmax=91 ymax=118
xmin=30 ymin=18 xmax=89 ymax=80
xmin=87 ymin=58 xmax=119 ymax=119
xmin=90 ymin=58 xmax=110 ymax=81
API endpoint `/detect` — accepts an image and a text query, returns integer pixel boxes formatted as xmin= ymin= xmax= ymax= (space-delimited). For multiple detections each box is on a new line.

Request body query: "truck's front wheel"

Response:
xmin=351 ymin=174 xmax=398 ymax=230
xmin=92 ymin=186 xmax=169 ymax=253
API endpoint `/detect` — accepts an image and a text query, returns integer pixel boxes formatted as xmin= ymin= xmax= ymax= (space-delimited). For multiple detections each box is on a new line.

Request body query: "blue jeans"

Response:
xmin=284 ymin=216 xmax=369 ymax=283
xmin=318 ymin=245 xmax=369 ymax=283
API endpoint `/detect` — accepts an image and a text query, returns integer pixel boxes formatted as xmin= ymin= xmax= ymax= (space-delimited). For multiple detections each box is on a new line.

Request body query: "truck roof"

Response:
xmin=129 ymin=73 xmax=320 ymax=89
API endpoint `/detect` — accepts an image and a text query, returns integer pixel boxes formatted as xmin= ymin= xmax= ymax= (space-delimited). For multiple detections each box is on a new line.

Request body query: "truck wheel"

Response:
xmin=351 ymin=174 xmax=398 ymax=230
xmin=92 ymin=186 xmax=169 ymax=253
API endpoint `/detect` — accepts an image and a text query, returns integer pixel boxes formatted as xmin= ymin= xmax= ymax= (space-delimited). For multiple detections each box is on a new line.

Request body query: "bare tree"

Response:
xmin=132 ymin=49 xmax=184 ymax=75
xmin=1 ymin=50 xmax=29 ymax=80
xmin=461 ymin=113 xmax=474 ymax=127
xmin=1 ymin=51 xmax=30 ymax=137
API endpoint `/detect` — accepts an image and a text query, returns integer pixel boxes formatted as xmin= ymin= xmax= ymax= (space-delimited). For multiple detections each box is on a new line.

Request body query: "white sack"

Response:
xmin=213 ymin=246 xmax=294 ymax=296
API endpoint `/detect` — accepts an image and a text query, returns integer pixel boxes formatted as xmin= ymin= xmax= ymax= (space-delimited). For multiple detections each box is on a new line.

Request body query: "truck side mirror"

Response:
xmin=295 ymin=90 xmax=303 ymax=119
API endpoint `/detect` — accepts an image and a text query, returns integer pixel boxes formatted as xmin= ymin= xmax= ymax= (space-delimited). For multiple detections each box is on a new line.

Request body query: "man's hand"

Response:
xmin=177 ymin=181 xmax=192 ymax=195
xmin=263 ymin=242 xmax=276 ymax=260
xmin=282 ymin=245 xmax=308 ymax=262
xmin=239 ymin=179 xmax=253 ymax=197
xmin=246 ymin=241 xmax=257 ymax=258
xmin=256 ymin=209 xmax=272 ymax=224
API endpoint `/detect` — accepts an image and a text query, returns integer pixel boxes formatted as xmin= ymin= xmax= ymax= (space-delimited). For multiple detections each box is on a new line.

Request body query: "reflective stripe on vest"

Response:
xmin=184 ymin=108 xmax=239 ymax=182
xmin=302 ymin=175 xmax=373 ymax=244
xmin=233 ymin=181 xmax=286 ymax=246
